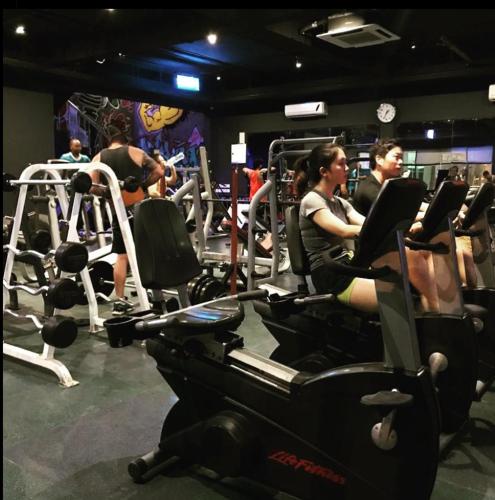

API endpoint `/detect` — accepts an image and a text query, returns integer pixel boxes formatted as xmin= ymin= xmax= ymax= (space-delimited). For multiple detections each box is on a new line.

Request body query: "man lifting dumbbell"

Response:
xmin=90 ymin=125 xmax=164 ymax=315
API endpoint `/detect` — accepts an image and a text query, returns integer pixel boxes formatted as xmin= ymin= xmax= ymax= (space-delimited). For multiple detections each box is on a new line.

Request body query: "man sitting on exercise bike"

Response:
xmin=353 ymin=138 xmax=476 ymax=288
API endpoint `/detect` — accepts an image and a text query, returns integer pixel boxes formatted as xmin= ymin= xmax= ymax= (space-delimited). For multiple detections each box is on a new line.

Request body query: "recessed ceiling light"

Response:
xmin=15 ymin=25 xmax=26 ymax=35
xmin=411 ymin=44 xmax=416 ymax=50
xmin=118 ymin=52 xmax=125 ymax=57
xmin=216 ymin=76 xmax=221 ymax=81
xmin=295 ymin=60 xmax=302 ymax=69
xmin=207 ymin=33 xmax=217 ymax=45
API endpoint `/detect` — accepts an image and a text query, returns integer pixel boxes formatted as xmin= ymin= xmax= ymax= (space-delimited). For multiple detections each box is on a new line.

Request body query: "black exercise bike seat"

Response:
xmin=158 ymin=299 xmax=244 ymax=334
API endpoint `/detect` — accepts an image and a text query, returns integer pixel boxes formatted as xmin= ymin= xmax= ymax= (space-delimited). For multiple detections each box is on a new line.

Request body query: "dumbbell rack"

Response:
xmin=3 ymin=163 xmax=149 ymax=387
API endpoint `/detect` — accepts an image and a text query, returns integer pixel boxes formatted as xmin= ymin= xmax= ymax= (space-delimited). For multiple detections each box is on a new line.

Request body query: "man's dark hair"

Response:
xmin=369 ymin=138 xmax=401 ymax=170
xmin=107 ymin=125 xmax=128 ymax=145
xmin=253 ymin=158 xmax=264 ymax=169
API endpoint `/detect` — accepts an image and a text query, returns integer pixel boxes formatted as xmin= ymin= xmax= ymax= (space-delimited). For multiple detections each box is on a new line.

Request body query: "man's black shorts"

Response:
xmin=111 ymin=216 xmax=134 ymax=254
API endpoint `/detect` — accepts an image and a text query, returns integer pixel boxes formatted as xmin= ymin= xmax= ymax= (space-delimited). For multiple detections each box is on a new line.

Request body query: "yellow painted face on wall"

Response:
xmin=139 ymin=103 xmax=183 ymax=131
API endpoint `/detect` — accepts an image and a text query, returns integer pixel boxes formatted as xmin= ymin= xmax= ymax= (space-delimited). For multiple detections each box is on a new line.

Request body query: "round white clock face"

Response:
xmin=377 ymin=103 xmax=396 ymax=123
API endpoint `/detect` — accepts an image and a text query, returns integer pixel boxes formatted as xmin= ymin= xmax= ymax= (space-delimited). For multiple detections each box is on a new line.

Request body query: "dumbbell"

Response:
xmin=75 ymin=260 xmax=115 ymax=305
xmin=3 ymin=171 xmax=92 ymax=194
xmin=4 ymin=276 xmax=82 ymax=310
xmin=55 ymin=241 xmax=89 ymax=273
xmin=41 ymin=316 xmax=78 ymax=348
xmin=7 ymin=240 xmax=89 ymax=274
xmin=4 ymin=222 xmax=51 ymax=253
xmin=30 ymin=229 xmax=52 ymax=254
xmin=93 ymin=176 xmax=141 ymax=196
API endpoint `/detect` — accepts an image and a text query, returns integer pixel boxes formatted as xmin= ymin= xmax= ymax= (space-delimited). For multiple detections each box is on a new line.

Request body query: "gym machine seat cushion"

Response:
xmin=133 ymin=198 xmax=202 ymax=289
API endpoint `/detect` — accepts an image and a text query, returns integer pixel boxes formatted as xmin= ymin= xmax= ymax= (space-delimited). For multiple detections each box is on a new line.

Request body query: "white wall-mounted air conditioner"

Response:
xmin=284 ymin=102 xmax=327 ymax=119
xmin=489 ymin=84 xmax=495 ymax=102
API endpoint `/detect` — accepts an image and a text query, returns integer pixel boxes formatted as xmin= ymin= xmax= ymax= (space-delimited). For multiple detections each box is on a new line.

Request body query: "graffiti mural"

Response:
xmin=55 ymin=94 xmax=209 ymax=173
xmin=138 ymin=104 xmax=183 ymax=131
xmin=133 ymin=101 xmax=207 ymax=171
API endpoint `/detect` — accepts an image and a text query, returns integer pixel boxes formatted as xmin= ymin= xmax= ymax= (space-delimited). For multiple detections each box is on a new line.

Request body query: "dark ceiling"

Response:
xmin=4 ymin=8 xmax=495 ymax=115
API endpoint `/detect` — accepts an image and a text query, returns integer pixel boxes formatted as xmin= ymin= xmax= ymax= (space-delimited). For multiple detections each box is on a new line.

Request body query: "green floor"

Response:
xmin=3 ymin=288 xmax=495 ymax=499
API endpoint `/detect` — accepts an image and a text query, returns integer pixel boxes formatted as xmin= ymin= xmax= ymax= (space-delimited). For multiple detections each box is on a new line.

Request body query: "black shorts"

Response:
xmin=311 ymin=263 xmax=354 ymax=295
xmin=111 ymin=216 xmax=134 ymax=255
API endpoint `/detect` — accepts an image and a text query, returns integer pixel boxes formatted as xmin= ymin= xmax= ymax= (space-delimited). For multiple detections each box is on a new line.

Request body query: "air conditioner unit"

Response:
xmin=284 ymin=102 xmax=327 ymax=119
xmin=317 ymin=12 xmax=400 ymax=48
xmin=489 ymin=84 xmax=495 ymax=102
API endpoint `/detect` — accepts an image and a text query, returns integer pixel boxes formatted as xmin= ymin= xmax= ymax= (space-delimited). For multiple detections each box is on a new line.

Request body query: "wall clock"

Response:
xmin=377 ymin=103 xmax=396 ymax=123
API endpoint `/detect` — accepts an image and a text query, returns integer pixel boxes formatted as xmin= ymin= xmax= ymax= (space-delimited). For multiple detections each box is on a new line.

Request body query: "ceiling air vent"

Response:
xmin=316 ymin=13 xmax=400 ymax=48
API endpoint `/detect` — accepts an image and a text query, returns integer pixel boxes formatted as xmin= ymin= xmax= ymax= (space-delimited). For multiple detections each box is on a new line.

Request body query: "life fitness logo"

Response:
xmin=268 ymin=450 xmax=346 ymax=486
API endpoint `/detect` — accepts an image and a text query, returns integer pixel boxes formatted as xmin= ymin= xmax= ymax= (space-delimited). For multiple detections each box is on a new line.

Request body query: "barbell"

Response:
xmin=3 ymin=171 xmax=93 ymax=194
xmin=6 ymin=240 xmax=89 ymax=274
xmin=3 ymin=171 xmax=140 ymax=196
xmin=92 ymin=176 xmax=141 ymax=196
xmin=3 ymin=275 xmax=82 ymax=310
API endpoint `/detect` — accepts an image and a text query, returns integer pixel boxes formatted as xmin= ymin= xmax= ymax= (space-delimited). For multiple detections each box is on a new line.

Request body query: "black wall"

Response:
xmin=3 ymin=87 xmax=55 ymax=215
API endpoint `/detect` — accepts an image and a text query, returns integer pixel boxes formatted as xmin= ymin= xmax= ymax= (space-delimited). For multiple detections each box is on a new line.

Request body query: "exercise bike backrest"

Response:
xmin=461 ymin=182 xmax=495 ymax=230
xmin=133 ymin=198 xmax=202 ymax=289
xmin=284 ymin=205 xmax=311 ymax=277
xmin=352 ymin=178 xmax=426 ymax=268
xmin=414 ymin=180 xmax=469 ymax=243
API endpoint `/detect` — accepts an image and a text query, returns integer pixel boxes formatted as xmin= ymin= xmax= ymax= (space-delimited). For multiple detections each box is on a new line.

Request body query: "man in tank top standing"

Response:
xmin=90 ymin=126 xmax=163 ymax=315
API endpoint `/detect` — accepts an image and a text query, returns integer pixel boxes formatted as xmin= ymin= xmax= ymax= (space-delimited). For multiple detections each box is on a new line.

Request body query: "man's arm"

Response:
xmin=414 ymin=202 xmax=429 ymax=222
xmin=89 ymin=153 xmax=105 ymax=196
xmin=141 ymin=151 xmax=164 ymax=188
xmin=165 ymin=165 xmax=177 ymax=186
xmin=147 ymin=180 xmax=161 ymax=198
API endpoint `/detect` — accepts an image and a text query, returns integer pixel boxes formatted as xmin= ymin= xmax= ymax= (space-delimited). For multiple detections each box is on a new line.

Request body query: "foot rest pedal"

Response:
xmin=360 ymin=390 xmax=413 ymax=409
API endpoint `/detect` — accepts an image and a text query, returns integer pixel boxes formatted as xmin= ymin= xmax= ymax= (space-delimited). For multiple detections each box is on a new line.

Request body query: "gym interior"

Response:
xmin=3 ymin=9 xmax=495 ymax=500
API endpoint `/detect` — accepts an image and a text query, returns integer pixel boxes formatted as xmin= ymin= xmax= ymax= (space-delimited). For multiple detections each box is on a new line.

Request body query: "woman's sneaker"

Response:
xmin=112 ymin=297 xmax=134 ymax=316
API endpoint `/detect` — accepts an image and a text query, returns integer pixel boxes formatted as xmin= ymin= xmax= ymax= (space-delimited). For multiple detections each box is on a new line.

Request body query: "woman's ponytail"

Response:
xmin=293 ymin=155 xmax=310 ymax=198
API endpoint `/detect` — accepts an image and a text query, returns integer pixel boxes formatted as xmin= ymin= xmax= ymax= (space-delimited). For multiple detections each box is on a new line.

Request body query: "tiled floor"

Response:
xmin=3 ymin=267 xmax=495 ymax=500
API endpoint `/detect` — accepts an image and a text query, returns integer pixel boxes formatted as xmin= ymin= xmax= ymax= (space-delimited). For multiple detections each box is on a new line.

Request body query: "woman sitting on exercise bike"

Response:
xmin=295 ymin=143 xmax=439 ymax=313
